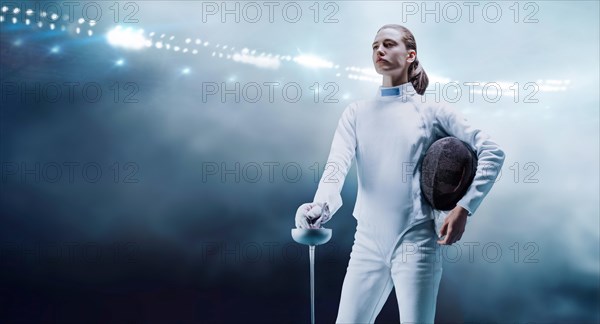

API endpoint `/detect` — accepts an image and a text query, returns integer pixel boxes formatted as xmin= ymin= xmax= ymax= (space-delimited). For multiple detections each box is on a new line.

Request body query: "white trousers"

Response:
xmin=336 ymin=219 xmax=443 ymax=324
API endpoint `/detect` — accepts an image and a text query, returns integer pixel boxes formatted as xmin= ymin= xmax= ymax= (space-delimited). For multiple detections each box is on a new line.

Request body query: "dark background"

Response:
xmin=1 ymin=1 xmax=599 ymax=323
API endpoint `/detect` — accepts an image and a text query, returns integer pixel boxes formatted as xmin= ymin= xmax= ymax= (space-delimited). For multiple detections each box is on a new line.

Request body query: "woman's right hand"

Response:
xmin=295 ymin=202 xmax=330 ymax=229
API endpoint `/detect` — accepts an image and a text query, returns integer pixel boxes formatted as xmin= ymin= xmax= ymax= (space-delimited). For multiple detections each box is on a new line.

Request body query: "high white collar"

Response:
xmin=376 ymin=82 xmax=416 ymax=101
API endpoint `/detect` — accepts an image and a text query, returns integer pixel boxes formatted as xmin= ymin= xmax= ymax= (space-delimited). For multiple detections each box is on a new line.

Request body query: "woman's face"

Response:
xmin=372 ymin=28 xmax=415 ymax=77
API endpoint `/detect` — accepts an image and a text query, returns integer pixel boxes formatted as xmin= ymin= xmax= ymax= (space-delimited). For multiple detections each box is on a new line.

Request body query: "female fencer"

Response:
xmin=295 ymin=24 xmax=505 ymax=323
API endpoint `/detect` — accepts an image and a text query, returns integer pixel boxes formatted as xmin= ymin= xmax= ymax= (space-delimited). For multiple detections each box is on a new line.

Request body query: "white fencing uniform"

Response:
xmin=313 ymin=82 xmax=505 ymax=323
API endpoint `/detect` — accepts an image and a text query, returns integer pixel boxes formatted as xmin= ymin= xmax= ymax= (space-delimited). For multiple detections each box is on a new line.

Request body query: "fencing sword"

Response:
xmin=291 ymin=225 xmax=332 ymax=324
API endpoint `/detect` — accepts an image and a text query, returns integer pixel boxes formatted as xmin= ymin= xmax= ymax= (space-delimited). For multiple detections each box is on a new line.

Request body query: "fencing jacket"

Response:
xmin=313 ymin=82 xmax=505 ymax=243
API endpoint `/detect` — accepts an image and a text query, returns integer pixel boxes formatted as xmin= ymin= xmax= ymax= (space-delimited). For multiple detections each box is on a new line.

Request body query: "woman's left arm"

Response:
xmin=434 ymin=103 xmax=506 ymax=244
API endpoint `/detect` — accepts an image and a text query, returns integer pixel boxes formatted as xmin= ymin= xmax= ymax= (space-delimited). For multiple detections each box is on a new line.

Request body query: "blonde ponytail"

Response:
xmin=408 ymin=57 xmax=429 ymax=95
